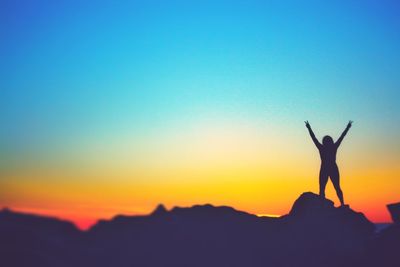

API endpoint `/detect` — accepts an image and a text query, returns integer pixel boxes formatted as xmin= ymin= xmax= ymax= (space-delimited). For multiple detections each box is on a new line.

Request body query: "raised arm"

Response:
xmin=305 ymin=121 xmax=322 ymax=149
xmin=335 ymin=120 xmax=353 ymax=148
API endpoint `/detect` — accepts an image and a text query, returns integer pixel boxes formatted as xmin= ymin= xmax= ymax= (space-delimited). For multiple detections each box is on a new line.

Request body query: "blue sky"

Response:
xmin=1 ymin=0 xmax=400 ymax=161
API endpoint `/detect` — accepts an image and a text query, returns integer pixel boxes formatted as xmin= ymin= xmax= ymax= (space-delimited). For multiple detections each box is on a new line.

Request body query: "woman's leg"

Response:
xmin=319 ymin=167 xmax=329 ymax=199
xmin=330 ymin=165 xmax=344 ymax=206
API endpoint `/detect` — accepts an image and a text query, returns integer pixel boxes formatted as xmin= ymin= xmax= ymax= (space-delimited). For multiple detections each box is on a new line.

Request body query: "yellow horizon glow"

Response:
xmin=1 ymin=119 xmax=399 ymax=229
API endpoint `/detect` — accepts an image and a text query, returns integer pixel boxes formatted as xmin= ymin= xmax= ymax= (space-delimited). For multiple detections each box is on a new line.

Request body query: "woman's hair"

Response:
xmin=322 ymin=135 xmax=334 ymax=146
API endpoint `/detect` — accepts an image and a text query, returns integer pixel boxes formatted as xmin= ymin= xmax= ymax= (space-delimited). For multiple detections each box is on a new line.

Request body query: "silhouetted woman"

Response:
xmin=305 ymin=120 xmax=352 ymax=206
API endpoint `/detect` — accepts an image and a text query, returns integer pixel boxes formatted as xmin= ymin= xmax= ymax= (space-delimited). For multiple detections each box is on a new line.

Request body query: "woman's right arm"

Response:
xmin=305 ymin=121 xmax=322 ymax=149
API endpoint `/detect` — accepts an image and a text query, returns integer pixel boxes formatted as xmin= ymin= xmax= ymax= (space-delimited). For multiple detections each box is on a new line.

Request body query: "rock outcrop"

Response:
xmin=387 ymin=202 xmax=400 ymax=224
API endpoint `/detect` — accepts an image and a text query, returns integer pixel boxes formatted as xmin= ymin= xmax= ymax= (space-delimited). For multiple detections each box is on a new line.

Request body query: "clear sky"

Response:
xmin=1 ymin=0 xmax=399 ymax=229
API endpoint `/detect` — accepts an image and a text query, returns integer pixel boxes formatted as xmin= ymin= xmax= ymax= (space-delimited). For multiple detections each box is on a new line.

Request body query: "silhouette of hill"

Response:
xmin=361 ymin=202 xmax=400 ymax=267
xmin=0 ymin=193 xmax=398 ymax=267
xmin=0 ymin=208 xmax=81 ymax=267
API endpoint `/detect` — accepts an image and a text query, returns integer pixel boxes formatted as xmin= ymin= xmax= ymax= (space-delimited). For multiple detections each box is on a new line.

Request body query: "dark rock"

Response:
xmin=289 ymin=191 xmax=334 ymax=217
xmin=0 ymin=193 xmax=396 ymax=267
xmin=387 ymin=202 xmax=400 ymax=224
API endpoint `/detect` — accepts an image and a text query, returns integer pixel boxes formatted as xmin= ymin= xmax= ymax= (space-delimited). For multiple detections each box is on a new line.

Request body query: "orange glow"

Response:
xmin=1 ymin=121 xmax=399 ymax=228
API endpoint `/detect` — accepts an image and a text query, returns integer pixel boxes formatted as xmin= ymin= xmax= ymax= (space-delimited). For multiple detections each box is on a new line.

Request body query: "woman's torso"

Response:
xmin=319 ymin=145 xmax=338 ymax=167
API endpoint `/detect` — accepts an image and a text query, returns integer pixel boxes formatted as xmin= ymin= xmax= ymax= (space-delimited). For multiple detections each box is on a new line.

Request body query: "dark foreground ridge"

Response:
xmin=1 ymin=192 xmax=399 ymax=267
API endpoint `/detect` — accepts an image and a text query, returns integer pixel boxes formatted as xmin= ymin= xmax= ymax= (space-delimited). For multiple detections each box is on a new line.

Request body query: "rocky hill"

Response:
xmin=0 ymin=192 xmax=398 ymax=267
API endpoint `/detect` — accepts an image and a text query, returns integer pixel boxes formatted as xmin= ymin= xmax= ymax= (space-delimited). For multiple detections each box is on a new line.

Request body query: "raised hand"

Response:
xmin=347 ymin=120 xmax=353 ymax=129
xmin=305 ymin=120 xmax=311 ymax=129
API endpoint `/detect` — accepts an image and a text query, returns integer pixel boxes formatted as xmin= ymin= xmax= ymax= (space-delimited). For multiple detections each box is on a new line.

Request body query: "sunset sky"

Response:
xmin=1 ymin=0 xmax=399 ymax=229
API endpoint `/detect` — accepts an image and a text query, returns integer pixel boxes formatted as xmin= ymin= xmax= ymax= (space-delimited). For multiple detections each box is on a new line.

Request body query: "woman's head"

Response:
xmin=322 ymin=135 xmax=334 ymax=146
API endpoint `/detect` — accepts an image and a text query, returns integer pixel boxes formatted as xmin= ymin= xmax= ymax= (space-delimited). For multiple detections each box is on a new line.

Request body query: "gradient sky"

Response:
xmin=1 ymin=0 xmax=399 ymax=229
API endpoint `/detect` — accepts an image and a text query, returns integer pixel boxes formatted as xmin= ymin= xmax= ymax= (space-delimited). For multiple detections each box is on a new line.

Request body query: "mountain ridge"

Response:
xmin=0 ymin=193 xmax=387 ymax=232
xmin=1 ymin=192 xmax=398 ymax=267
